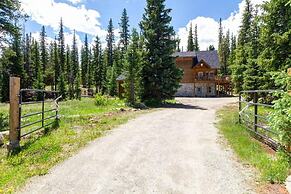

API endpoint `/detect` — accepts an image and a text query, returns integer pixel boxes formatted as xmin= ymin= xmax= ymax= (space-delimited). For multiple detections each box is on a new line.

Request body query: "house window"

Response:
xmin=198 ymin=72 xmax=203 ymax=79
xmin=208 ymin=87 xmax=212 ymax=93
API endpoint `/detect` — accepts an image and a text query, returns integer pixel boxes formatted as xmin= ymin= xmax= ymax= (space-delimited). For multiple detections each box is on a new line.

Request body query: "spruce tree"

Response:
xmin=0 ymin=0 xmax=23 ymax=45
xmin=231 ymin=0 xmax=253 ymax=93
xmin=88 ymin=48 xmax=93 ymax=89
xmin=124 ymin=29 xmax=141 ymax=104
xmin=23 ymin=33 xmax=33 ymax=88
xmin=106 ymin=19 xmax=115 ymax=67
xmin=32 ymin=41 xmax=44 ymax=92
xmin=208 ymin=45 xmax=215 ymax=51
xmin=187 ymin=23 xmax=194 ymax=51
xmin=258 ymin=0 xmax=291 ymax=89
xmin=0 ymin=48 xmax=15 ymax=102
xmin=10 ymin=29 xmax=24 ymax=78
xmin=53 ymin=38 xmax=59 ymax=90
xmin=92 ymin=36 xmax=103 ymax=93
xmin=140 ymin=0 xmax=183 ymax=102
xmin=81 ymin=34 xmax=89 ymax=87
xmin=58 ymin=18 xmax=66 ymax=74
xmin=193 ymin=24 xmax=199 ymax=51
xmin=119 ymin=8 xmax=130 ymax=53
xmin=243 ymin=9 xmax=261 ymax=92
xmin=40 ymin=26 xmax=47 ymax=76
xmin=71 ymin=31 xmax=81 ymax=99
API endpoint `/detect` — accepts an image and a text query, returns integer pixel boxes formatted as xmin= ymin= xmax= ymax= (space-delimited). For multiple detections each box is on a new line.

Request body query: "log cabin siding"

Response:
xmin=175 ymin=57 xmax=194 ymax=83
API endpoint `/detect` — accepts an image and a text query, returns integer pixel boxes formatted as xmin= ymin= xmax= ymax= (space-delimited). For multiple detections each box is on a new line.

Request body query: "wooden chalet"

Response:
xmin=173 ymin=51 xmax=232 ymax=97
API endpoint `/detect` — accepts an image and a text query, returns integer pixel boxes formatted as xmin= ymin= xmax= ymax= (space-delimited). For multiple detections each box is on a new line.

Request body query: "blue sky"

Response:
xmin=20 ymin=0 xmax=264 ymax=50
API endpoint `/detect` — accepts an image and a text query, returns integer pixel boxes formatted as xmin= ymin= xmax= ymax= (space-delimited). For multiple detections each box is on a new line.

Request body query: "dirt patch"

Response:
xmin=258 ymin=183 xmax=289 ymax=194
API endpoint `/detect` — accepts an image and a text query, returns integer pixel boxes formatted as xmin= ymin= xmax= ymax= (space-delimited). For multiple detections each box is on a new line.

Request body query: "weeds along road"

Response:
xmin=19 ymin=97 xmax=255 ymax=194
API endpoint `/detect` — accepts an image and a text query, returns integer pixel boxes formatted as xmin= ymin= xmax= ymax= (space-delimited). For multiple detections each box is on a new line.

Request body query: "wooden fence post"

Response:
xmin=253 ymin=92 xmax=258 ymax=132
xmin=8 ymin=77 xmax=20 ymax=150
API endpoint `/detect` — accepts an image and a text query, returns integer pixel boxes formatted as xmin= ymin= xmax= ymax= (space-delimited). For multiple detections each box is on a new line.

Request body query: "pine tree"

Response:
xmin=243 ymin=8 xmax=261 ymax=91
xmin=107 ymin=62 xmax=117 ymax=96
xmin=0 ymin=0 xmax=23 ymax=45
xmin=88 ymin=48 xmax=93 ymax=89
xmin=140 ymin=0 xmax=183 ymax=102
xmin=221 ymin=30 xmax=230 ymax=75
xmin=208 ymin=45 xmax=215 ymax=51
xmin=92 ymin=36 xmax=103 ymax=93
xmin=23 ymin=33 xmax=33 ymax=88
xmin=119 ymin=8 xmax=130 ymax=53
xmin=47 ymin=42 xmax=55 ymax=91
xmin=176 ymin=37 xmax=181 ymax=52
xmin=53 ymin=38 xmax=59 ymax=91
xmin=40 ymin=26 xmax=47 ymax=76
xmin=32 ymin=41 xmax=44 ymax=93
xmin=231 ymin=0 xmax=253 ymax=93
xmin=124 ymin=28 xmax=141 ymax=104
xmin=0 ymin=48 xmax=15 ymax=102
xmin=10 ymin=29 xmax=24 ymax=78
xmin=71 ymin=31 xmax=81 ymax=99
xmin=187 ymin=23 xmax=194 ymax=51
xmin=66 ymin=45 xmax=74 ymax=99
xmin=106 ymin=19 xmax=115 ymax=67
xmin=81 ymin=34 xmax=90 ymax=87
xmin=258 ymin=0 xmax=291 ymax=89
xmin=58 ymin=18 xmax=66 ymax=74
xmin=193 ymin=24 xmax=199 ymax=51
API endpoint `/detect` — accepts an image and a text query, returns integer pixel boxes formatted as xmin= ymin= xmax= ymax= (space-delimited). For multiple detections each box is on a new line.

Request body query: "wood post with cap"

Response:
xmin=8 ymin=77 xmax=21 ymax=151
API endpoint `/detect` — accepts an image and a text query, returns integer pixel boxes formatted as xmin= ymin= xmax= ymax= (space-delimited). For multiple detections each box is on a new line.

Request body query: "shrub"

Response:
xmin=95 ymin=93 xmax=110 ymax=106
xmin=0 ymin=113 xmax=9 ymax=132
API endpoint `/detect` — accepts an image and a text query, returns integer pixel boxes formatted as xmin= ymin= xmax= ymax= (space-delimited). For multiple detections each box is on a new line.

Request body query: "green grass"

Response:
xmin=0 ymin=98 xmax=146 ymax=193
xmin=217 ymin=105 xmax=290 ymax=184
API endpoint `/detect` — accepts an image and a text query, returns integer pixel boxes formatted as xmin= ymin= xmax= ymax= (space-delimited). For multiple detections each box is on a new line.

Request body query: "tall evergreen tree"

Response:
xmin=53 ymin=38 xmax=59 ymax=90
xmin=119 ymin=8 xmax=130 ymax=53
xmin=92 ymin=36 xmax=103 ymax=93
xmin=124 ymin=28 xmax=141 ymax=104
xmin=231 ymin=0 xmax=253 ymax=93
xmin=40 ymin=26 xmax=47 ymax=75
xmin=140 ymin=0 xmax=183 ymax=101
xmin=258 ymin=0 xmax=291 ymax=89
xmin=71 ymin=30 xmax=81 ymax=99
xmin=243 ymin=8 xmax=261 ymax=92
xmin=187 ymin=23 xmax=194 ymax=51
xmin=23 ymin=33 xmax=32 ymax=88
xmin=0 ymin=0 xmax=23 ymax=46
xmin=58 ymin=18 xmax=66 ymax=74
xmin=81 ymin=34 xmax=90 ymax=87
xmin=193 ymin=24 xmax=199 ymax=51
xmin=31 ymin=41 xmax=44 ymax=91
xmin=106 ymin=19 xmax=115 ymax=67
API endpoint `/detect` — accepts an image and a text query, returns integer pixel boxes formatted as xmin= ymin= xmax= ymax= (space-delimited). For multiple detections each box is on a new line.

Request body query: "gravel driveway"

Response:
xmin=20 ymin=97 xmax=255 ymax=194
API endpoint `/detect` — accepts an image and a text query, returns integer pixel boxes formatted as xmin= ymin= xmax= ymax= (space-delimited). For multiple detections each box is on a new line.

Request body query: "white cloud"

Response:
xmin=67 ymin=0 xmax=84 ymax=5
xmin=21 ymin=0 xmax=106 ymax=38
xmin=177 ymin=0 xmax=267 ymax=51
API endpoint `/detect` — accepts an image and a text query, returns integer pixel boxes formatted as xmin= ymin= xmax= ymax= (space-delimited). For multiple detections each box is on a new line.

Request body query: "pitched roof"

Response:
xmin=173 ymin=50 xmax=220 ymax=69
xmin=116 ymin=73 xmax=126 ymax=81
xmin=196 ymin=51 xmax=219 ymax=69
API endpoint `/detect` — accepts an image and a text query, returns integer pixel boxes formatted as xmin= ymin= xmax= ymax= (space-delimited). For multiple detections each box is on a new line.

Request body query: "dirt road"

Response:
xmin=20 ymin=98 xmax=255 ymax=194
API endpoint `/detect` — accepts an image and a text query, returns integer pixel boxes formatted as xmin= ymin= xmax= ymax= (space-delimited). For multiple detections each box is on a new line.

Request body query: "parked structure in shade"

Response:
xmin=173 ymin=51 xmax=231 ymax=97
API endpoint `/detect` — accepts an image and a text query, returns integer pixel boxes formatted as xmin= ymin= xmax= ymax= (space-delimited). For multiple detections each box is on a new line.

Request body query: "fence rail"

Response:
xmin=19 ymin=89 xmax=61 ymax=138
xmin=238 ymin=90 xmax=283 ymax=150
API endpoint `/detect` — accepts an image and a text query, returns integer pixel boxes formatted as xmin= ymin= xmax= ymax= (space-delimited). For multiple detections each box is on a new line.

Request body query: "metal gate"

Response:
xmin=19 ymin=89 xmax=61 ymax=138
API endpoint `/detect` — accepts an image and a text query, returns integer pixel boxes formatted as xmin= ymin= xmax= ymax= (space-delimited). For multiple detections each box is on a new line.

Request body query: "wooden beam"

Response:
xmin=8 ymin=77 xmax=20 ymax=150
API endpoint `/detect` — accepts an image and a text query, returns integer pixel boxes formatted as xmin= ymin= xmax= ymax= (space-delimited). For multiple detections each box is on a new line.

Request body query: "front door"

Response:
xmin=195 ymin=87 xmax=203 ymax=97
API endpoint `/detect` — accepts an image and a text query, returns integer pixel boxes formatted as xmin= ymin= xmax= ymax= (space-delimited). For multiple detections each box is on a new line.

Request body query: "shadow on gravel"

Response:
xmin=162 ymin=103 xmax=208 ymax=110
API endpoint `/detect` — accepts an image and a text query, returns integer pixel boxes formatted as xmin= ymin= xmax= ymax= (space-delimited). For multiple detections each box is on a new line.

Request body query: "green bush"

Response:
xmin=0 ymin=113 xmax=9 ymax=132
xmin=95 ymin=93 xmax=110 ymax=106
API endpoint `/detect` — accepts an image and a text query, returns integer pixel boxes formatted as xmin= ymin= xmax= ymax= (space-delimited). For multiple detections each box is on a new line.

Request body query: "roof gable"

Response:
xmin=173 ymin=51 xmax=219 ymax=69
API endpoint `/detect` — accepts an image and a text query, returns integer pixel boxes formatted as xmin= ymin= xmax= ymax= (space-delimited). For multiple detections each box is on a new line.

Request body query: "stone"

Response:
xmin=0 ymin=133 xmax=4 ymax=147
